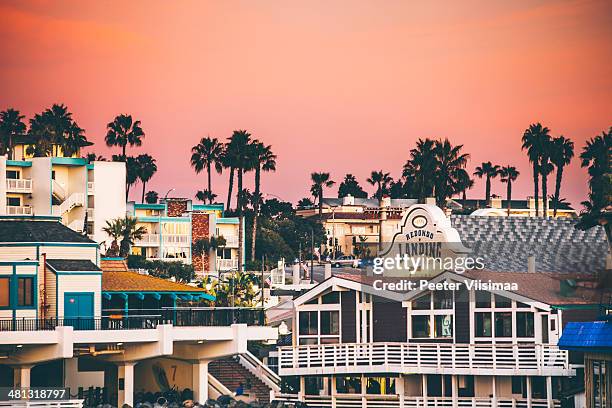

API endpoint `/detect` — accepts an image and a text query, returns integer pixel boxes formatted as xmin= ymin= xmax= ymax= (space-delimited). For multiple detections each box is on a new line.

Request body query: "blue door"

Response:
xmin=64 ymin=292 xmax=94 ymax=330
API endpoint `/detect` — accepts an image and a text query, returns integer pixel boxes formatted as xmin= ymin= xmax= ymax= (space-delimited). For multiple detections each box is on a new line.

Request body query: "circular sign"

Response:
xmin=411 ymin=215 xmax=428 ymax=229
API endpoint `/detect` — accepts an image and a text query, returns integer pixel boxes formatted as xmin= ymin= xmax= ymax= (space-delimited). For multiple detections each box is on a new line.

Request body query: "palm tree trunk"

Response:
xmin=207 ymin=162 xmax=212 ymax=196
xmin=7 ymin=135 xmax=13 ymax=160
xmin=553 ymin=165 xmax=563 ymax=217
xmin=485 ymin=176 xmax=491 ymax=203
xmin=226 ymin=167 xmax=234 ymax=212
xmin=462 ymin=189 xmax=466 ymax=204
xmin=251 ymin=167 xmax=261 ymax=261
xmin=122 ymin=144 xmax=126 ymax=160
xmin=126 ymin=183 xmax=130 ymax=201
xmin=237 ymin=168 xmax=243 ymax=215
xmin=141 ymin=181 xmax=146 ymax=203
xmin=542 ymin=172 xmax=548 ymax=218
xmin=318 ymin=190 xmax=323 ymax=218
xmin=533 ymin=163 xmax=540 ymax=217
xmin=506 ymin=182 xmax=512 ymax=217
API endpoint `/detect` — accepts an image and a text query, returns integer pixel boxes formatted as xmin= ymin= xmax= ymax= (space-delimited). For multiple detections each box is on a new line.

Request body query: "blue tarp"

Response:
xmin=558 ymin=321 xmax=612 ymax=352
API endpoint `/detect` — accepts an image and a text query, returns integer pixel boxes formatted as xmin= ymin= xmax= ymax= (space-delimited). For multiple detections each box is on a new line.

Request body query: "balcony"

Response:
xmin=6 ymin=178 xmax=32 ymax=193
xmin=216 ymin=258 xmax=239 ymax=271
xmin=278 ymin=342 xmax=571 ymax=376
xmin=135 ymin=233 xmax=161 ymax=246
xmin=87 ymin=181 xmax=94 ymax=194
xmin=163 ymin=234 xmax=190 ymax=245
xmin=222 ymin=235 xmax=239 ymax=247
xmin=6 ymin=205 xmax=32 ymax=215
xmin=0 ymin=308 xmax=266 ymax=331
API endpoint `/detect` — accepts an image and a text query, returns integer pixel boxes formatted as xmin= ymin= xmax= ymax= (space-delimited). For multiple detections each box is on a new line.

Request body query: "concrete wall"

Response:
xmin=135 ymin=358 xmax=194 ymax=394
xmin=64 ymin=357 xmax=104 ymax=391
xmin=0 ymin=156 xmax=6 ymax=215
xmin=91 ymin=161 xmax=126 ymax=248
xmin=30 ymin=158 xmax=52 ymax=215
xmin=57 ymin=274 xmax=102 ymax=317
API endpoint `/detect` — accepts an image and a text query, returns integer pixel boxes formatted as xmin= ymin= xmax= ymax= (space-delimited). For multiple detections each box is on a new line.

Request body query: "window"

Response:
xmin=413 ymin=293 xmax=431 ymax=310
xmin=475 ymin=312 xmax=492 ymax=337
xmin=494 ymin=312 xmax=512 ymax=337
xmin=434 ymin=315 xmax=453 ymax=338
xmin=6 ymin=170 xmax=19 ymax=179
xmin=412 ymin=315 xmax=430 ymax=338
xmin=366 ymin=377 xmax=395 ymax=395
xmin=320 ymin=311 xmax=339 ymax=335
xmin=336 ymin=377 xmax=362 ymax=394
xmin=511 ymin=376 xmax=526 ymax=397
xmin=299 ymin=311 xmax=318 ymax=335
xmin=322 ymin=292 xmax=339 ymax=304
xmin=0 ymin=278 xmax=9 ymax=307
xmin=433 ymin=290 xmax=453 ymax=309
xmin=475 ymin=291 xmax=491 ymax=308
xmin=17 ymin=278 xmax=34 ymax=307
xmin=216 ymin=248 xmax=232 ymax=259
xmin=51 ymin=170 xmax=55 ymax=180
xmin=494 ymin=295 xmax=511 ymax=308
xmin=516 ymin=312 xmax=534 ymax=337
xmin=298 ymin=338 xmax=317 ymax=345
xmin=6 ymin=197 xmax=21 ymax=206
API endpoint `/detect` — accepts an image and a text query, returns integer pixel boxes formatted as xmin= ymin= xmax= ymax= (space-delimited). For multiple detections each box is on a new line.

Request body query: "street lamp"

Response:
xmin=163 ymin=188 xmax=175 ymax=201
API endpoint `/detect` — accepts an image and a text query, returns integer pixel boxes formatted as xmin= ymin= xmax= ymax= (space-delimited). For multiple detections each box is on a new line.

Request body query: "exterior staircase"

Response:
xmin=52 ymin=193 xmax=85 ymax=216
xmin=208 ymin=353 xmax=280 ymax=403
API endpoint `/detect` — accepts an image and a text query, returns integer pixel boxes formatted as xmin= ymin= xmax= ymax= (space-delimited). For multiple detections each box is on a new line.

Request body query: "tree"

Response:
xmin=193 ymin=235 xmax=227 ymax=277
xmin=102 ymin=219 xmax=123 ymax=257
xmin=433 ymin=139 xmax=470 ymax=206
xmin=403 ymin=138 xmax=437 ymax=202
xmin=367 ymin=170 xmax=393 ymax=201
xmin=195 ymin=189 xmax=217 ymax=204
xmin=227 ymin=130 xmax=256 ymax=214
xmin=63 ymin=122 xmax=88 ymax=157
xmin=0 ymin=108 xmax=26 ymax=159
xmin=27 ymin=104 xmax=88 ymax=157
xmin=500 ymin=166 xmax=520 ymax=216
xmin=297 ymin=197 xmax=314 ymax=209
xmin=522 ymin=123 xmax=551 ymax=217
xmin=145 ymin=190 xmax=159 ymax=204
xmin=190 ymin=136 xmax=224 ymax=201
xmin=85 ymin=153 xmax=107 ymax=162
xmin=136 ymin=154 xmax=157 ymax=203
xmin=118 ymin=216 xmax=147 ymax=257
xmin=540 ymin=152 xmax=554 ymax=218
xmin=105 ymin=114 xmax=144 ymax=160
xmin=310 ymin=172 xmax=335 ymax=217
xmin=338 ymin=174 xmax=368 ymax=198
xmin=119 ymin=155 xmax=140 ymax=201
xmin=474 ymin=161 xmax=500 ymax=204
xmin=250 ymin=141 xmax=277 ymax=260
xmin=549 ymin=136 xmax=574 ymax=217
xmin=260 ymin=198 xmax=294 ymax=218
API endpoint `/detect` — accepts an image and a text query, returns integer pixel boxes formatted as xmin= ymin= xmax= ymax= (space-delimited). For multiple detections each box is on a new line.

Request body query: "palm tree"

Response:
xmin=474 ymin=162 xmax=501 ymax=204
xmin=85 ymin=153 xmax=107 ymax=162
xmin=124 ymin=156 xmax=140 ymax=201
xmin=105 ymin=114 xmax=145 ymax=160
xmin=549 ymin=136 xmax=574 ymax=217
xmin=454 ymin=168 xmax=474 ymax=204
xmin=193 ymin=235 xmax=226 ymax=277
xmin=0 ymin=108 xmax=26 ymax=159
xmin=145 ymin=190 xmax=159 ymax=204
xmin=402 ymin=138 xmax=437 ymax=202
xmin=310 ymin=172 xmax=335 ymax=217
xmin=578 ymin=128 xmax=611 ymax=224
xmin=63 ymin=122 xmax=89 ymax=157
xmin=102 ymin=219 xmax=124 ymax=257
xmin=540 ymin=149 xmax=554 ymax=218
xmin=190 ymin=136 xmax=224 ymax=200
xmin=27 ymin=104 xmax=82 ymax=157
xmin=196 ymin=189 xmax=217 ymax=204
xmin=433 ymin=139 xmax=470 ymax=206
xmin=227 ymin=130 xmax=256 ymax=214
xmin=367 ymin=170 xmax=392 ymax=201
xmin=251 ymin=141 xmax=277 ymax=260
xmin=118 ymin=216 xmax=147 ymax=257
xmin=136 ymin=154 xmax=157 ymax=203
xmin=297 ymin=197 xmax=314 ymax=209
xmin=522 ymin=123 xmax=551 ymax=217
xmin=500 ymin=166 xmax=520 ymax=216
xmin=338 ymin=174 xmax=368 ymax=198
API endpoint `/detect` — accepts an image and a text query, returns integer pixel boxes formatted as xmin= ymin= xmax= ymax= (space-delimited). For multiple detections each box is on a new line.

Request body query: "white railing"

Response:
xmin=87 ymin=181 xmax=94 ymax=193
xmin=163 ymin=234 xmax=190 ymax=245
xmin=275 ymin=394 xmax=560 ymax=408
xmin=208 ymin=373 xmax=233 ymax=399
xmin=135 ymin=233 xmax=161 ymax=245
xmin=6 ymin=205 xmax=33 ymax=215
xmin=6 ymin=178 xmax=32 ymax=193
xmin=52 ymin=179 xmax=67 ymax=200
xmin=279 ymin=342 xmax=569 ymax=375
xmin=52 ymin=193 xmax=85 ymax=216
xmin=0 ymin=401 xmax=84 ymax=408
xmin=216 ymin=258 xmax=239 ymax=271
xmin=239 ymin=350 xmax=282 ymax=393
xmin=222 ymin=235 xmax=239 ymax=247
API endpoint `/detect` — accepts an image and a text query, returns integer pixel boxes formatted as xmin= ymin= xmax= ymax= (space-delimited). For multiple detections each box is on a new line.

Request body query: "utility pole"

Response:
xmin=261 ymin=255 xmax=265 ymax=307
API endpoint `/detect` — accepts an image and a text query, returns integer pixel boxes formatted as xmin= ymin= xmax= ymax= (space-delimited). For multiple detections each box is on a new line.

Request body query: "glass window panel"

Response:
xmin=434 ymin=315 xmax=453 ymax=338
xmin=298 ymin=338 xmax=318 ymax=345
xmin=475 ymin=291 xmax=491 ymax=308
xmin=494 ymin=295 xmax=512 ymax=308
xmin=320 ymin=311 xmax=339 ymax=335
xmin=322 ymin=292 xmax=339 ymax=304
xmin=433 ymin=290 xmax=453 ymax=309
xmin=412 ymin=294 xmax=431 ymax=310
xmin=299 ymin=311 xmax=318 ymax=335
xmin=475 ymin=312 xmax=492 ymax=337
xmin=494 ymin=312 xmax=512 ymax=337
xmin=17 ymin=277 xmax=33 ymax=307
xmin=412 ymin=315 xmax=430 ymax=338
xmin=516 ymin=312 xmax=534 ymax=337
xmin=0 ymin=278 xmax=9 ymax=307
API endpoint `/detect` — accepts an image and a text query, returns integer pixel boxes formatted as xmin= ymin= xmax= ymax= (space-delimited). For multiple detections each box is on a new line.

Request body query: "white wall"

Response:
xmin=57 ymin=274 xmax=102 ymax=317
xmin=0 ymin=156 xmax=6 ymax=215
xmin=64 ymin=357 xmax=104 ymax=391
xmin=91 ymin=161 xmax=126 ymax=248
xmin=30 ymin=158 xmax=52 ymax=215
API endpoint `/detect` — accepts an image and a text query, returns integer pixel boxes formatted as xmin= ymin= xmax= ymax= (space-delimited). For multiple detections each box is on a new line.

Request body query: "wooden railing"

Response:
xmin=275 ymin=394 xmax=560 ymax=408
xmin=279 ymin=342 xmax=569 ymax=375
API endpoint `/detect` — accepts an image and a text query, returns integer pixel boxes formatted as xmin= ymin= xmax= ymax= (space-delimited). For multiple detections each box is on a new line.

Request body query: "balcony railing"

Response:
xmin=6 ymin=178 xmax=32 ymax=193
xmin=223 ymin=235 xmax=239 ymax=247
xmin=279 ymin=342 xmax=570 ymax=376
xmin=163 ymin=234 xmax=190 ymax=244
xmin=135 ymin=233 xmax=161 ymax=246
xmin=276 ymin=394 xmax=560 ymax=408
xmin=6 ymin=205 xmax=33 ymax=215
xmin=0 ymin=308 xmax=265 ymax=331
xmin=216 ymin=258 xmax=239 ymax=271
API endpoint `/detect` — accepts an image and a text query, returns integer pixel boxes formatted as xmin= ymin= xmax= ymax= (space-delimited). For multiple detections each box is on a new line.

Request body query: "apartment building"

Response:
xmin=459 ymin=197 xmax=578 ymax=218
xmin=0 ymin=139 xmax=126 ymax=248
xmin=127 ymin=198 xmax=243 ymax=276
xmin=0 ymin=215 xmax=277 ymax=407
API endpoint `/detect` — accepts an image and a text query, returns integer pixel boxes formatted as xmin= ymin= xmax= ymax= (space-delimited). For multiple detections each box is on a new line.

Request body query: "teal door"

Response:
xmin=64 ymin=292 xmax=94 ymax=330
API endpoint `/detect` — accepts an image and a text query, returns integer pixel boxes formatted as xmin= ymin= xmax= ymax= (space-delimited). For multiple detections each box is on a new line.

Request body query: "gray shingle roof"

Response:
xmin=451 ymin=215 xmax=608 ymax=274
xmin=46 ymin=259 xmax=101 ymax=272
xmin=0 ymin=218 xmax=95 ymax=244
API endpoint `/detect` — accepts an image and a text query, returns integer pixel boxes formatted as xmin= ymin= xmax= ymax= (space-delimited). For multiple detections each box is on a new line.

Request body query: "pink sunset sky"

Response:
xmin=0 ymin=0 xmax=610 ymax=207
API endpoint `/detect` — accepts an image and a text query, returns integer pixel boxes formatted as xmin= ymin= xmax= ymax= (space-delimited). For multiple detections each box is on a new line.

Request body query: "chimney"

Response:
xmin=528 ymin=256 xmax=536 ymax=273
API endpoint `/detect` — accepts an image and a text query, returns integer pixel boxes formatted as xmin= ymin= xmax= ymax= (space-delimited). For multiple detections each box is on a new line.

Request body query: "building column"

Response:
xmin=491 ymin=376 xmax=497 ymax=408
xmin=331 ymin=376 xmax=337 ymax=408
xmin=298 ymin=376 xmax=305 ymax=402
xmin=546 ymin=377 xmax=553 ymax=408
xmin=526 ymin=376 xmax=532 ymax=408
xmin=192 ymin=360 xmax=209 ymax=404
xmin=117 ymin=362 xmax=135 ymax=407
xmin=13 ymin=365 xmax=32 ymax=388
xmin=396 ymin=375 xmax=405 ymax=408
xmin=422 ymin=374 xmax=428 ymax=407
xmin=451 ymin=375 xmax=458 ymax=408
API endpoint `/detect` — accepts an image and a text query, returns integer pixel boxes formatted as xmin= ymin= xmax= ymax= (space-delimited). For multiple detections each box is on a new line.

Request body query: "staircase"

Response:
xmin=208 ymin=354 xmax=278 ymax=403
xmin=52 ymin=193 xmax=85 ymax=216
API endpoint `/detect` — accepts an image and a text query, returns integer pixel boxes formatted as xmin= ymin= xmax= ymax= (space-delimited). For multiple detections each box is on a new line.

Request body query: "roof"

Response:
xmin=102 ymin=271 xmax=208 ymax=293
xmin=321 ymin=198 xmax=418 ymax=208
xmin=46 ymin=259 xmax=101 ymax=273
xmin=457 ymin=199 xmax=574 ymax=211
xmin=100 ymin=258 xmax=129 ymax=272
xmin=559 ymin=321 xmax=612 ymax=352
xmin=0 ymin=218 xmax=96 ymax=244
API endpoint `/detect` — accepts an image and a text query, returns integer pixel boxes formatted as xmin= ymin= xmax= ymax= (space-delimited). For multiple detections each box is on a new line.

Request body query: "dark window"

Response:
xmin=517 ymin=301 xmax=530 ymax=308
xmin=17 ymin=278 xmax=34 ymax=307
xmin=433 ymin=290 xmax=453 ymax=309
xmin=304 ymin=298 xmax=318 ymax=305
xmin=494 ymin=312 xmax=512 ymax=337
xmin=494 ymin=295 xmax=511 ymax=308
xmin=320 ymin=311 xmax=339 ymax=335
xmin=51 ymin=171 xmax=56 ymax=180
xmin=512 ymin=376 xmax=526 ymax=397
xmin=412 ymin=315 xmax=430 ymax=338
xmin=412 ymin=293 xmax=431 ymax=310
xmin=6 ymin=197 xmax=21 ymax=206
xmin=475 ymin=312 xmax=492 ymax=337
xmin=6 ymin=170 xmax=19 ymax=179
xmin=475 ymin=291 xmax=491 ymax=308
xmin=215 ymin=248 xmax=232 ymax=259
xmin=0 ymin=278 xmax=9 ymax=307
xmin=321 ymin=292 xmax=339 ymax=304
xmin=516 ymin=312 xmax=534 ymax=337
xmin=336 ymin=377 xmax=362 ymax=394
xmin=542 ymin=315 xmax=549 ymax=343
xmin=458 ymin=375 xmax=475 ymax=397
xmin=299 ymin=311 xmax=318 ymax=335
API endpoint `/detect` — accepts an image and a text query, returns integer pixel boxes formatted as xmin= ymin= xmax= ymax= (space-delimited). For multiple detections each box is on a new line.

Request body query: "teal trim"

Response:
xmin=188 ymin=213 xmax=192 ymax=263
xmin=134 ymin=204 xmax=165 ymax=210
xmin=6 ymin=160 xmax=32 ymax=167
xmin=14 ymin=274 xmax=37 ymax=310
xmin=0 ymin=261 xmax=38 ymax=266
xmin=138 ymin=216 xmax=191 ymax=223
xmin=552 ymin=304 xmax=600 ymax=310
xmin=101 ymin=257 xmax=124 ymax=261
xmin=86 ymin=163 xmax=94 ymax=170
xmin=0 ymin=242 xmax=98 ymax=247
xmin=193 ymin=204 xmax=225 ymax=211
xmin=217 ymin=217 xmax=239 ymax=225
xmin=51 ymin=157 xmax=88 ymax=166
xmin=63 ymin=292 xmax=94 ymax=319
xmin=0 ymin=215 xmax=61 ymax=221
xmin=2 ymin=266 xmax=37 ymax=314
xmin=49 ymin=162 xmax=53 ymax=212
xmin=102 ymin=291 xmax=214 ymax=301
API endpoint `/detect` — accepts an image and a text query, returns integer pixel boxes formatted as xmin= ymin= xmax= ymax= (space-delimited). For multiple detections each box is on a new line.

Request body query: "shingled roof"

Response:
xmin=46 ymin=259 xmax=101 ymax=273
xmin=0 ymin=218 xmax=95 ymax=244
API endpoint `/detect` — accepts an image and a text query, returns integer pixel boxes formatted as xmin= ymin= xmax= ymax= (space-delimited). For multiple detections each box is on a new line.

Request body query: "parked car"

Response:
xmin=331 ymin=255 xmax=360 ymax=268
